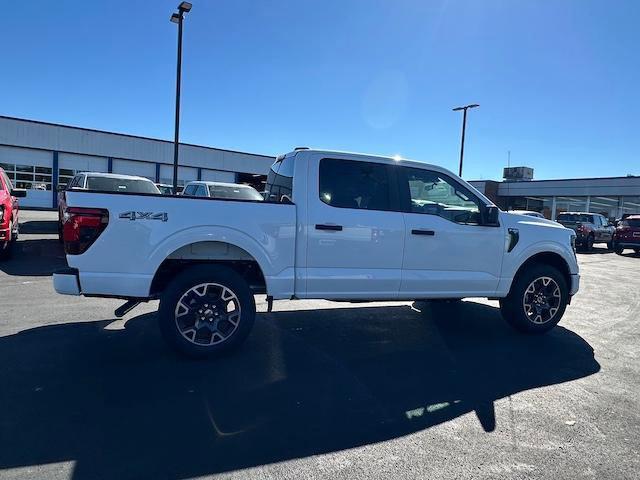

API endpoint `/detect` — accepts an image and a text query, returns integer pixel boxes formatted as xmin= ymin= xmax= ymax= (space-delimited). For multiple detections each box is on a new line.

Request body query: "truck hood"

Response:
xmin=500 ymin=211 xmax=568 ymax=231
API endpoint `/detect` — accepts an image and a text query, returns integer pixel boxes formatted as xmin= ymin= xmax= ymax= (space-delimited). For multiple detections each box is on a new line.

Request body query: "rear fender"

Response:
xmin=147 ymin=226 xmax=279 ymax=295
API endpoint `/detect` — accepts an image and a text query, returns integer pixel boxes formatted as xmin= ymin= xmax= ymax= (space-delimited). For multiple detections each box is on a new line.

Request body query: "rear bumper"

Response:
xmin=53 ymin=268 xmax=81 ymax=296
xmin=570 ymin=273 xmax=580 ymax=296
xmin=615 ymin=241 xmax=640 ymax=248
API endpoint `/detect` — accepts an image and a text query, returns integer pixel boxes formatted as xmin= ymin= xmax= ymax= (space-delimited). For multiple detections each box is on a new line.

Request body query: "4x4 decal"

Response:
xmin=119 ymin=211 xmax=168 ymax=222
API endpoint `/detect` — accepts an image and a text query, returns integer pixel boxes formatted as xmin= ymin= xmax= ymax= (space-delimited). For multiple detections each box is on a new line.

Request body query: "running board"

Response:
xmin=114 ymin=299 xmax=142 ymax=318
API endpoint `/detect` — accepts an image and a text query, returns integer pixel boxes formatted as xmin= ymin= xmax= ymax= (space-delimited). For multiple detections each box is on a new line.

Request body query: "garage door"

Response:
xmin=159 ymin=165 xmax=197 ymax=186
xmin=112 ymin=159 xmax=156 ymax=181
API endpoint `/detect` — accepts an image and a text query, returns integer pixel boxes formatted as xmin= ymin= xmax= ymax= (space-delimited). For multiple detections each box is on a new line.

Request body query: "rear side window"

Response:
xmin=194 ymin=184 xmax=208 ymax=197
xmin=183 ymin=184 xmax=197 ymax=196
xmin=319 ymin=158 xmax=391 ymax=211
xmin=86 ymin=177 xmax=159 ymax=194
xmin=265 ymin=156 xmax=294 ymax=203
xmin=209 ymin=184 xmax=263 ymax=201
xmin=622 ymin=219 xmax=640 ymax=228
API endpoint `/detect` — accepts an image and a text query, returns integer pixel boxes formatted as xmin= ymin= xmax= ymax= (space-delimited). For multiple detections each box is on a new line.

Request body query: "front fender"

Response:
xmin=496 ymin=240 xmax=578 ymax=297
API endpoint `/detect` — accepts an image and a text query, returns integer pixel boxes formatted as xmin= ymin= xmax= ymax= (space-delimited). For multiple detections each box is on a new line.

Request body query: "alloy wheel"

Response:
xmin=522 ymin=276 xmax=562 ymax=324
xmin=174 ymin=282 xmax=241 ymax=346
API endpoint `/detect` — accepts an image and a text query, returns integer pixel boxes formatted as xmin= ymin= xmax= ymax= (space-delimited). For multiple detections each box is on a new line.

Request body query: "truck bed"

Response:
xmin=62 ymin=190 xmax=297 ymax=298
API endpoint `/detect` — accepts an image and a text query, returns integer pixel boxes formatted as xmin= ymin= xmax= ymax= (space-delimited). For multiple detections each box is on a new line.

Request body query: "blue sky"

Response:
xmin=1 ymin=0 xmax=638 ymax=180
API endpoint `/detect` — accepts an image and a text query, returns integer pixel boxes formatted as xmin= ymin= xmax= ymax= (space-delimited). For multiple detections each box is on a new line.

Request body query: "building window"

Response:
xmin=621 ymin=196 xmax=640 ymax=217
xmin=503 ymin=196 xmax=554 ymax=219
xmin=1 ymin=163 xmax=53 ymax=190
xmin=588 ymin=197 xmax=619 ymax=221
xmin=236 ymin=172 xmax=266 ymax=192
xmin=554 ymin=196 xmax=588 ymax=218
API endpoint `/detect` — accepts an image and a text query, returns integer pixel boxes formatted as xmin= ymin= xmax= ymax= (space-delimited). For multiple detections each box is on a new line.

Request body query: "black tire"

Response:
xmin=634 ymin=248 xmax=640 ymax=255
xmin=0 ymin=220 xmax=14 ymax=260
xmin=499 ymin=264 xmax=569 ymax=334
xmin=614 ymin=243 xmax=624 ymax=255
xmin=586 ymin=234 xmax=594 ymax=252
xmin=158 ymin=264 xmax=256 ymax=358
xmin=606 ymin=240 xmax=613 ymax=251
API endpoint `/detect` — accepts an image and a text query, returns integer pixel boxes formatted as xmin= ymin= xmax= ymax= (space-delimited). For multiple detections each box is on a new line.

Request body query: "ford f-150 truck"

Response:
xmin=53 ymin=149 xmax=579 ymax=357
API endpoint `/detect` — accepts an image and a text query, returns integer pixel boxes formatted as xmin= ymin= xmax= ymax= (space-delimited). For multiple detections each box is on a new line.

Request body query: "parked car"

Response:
xmin=0 ymin=167 xmax=26 ymax=259
xmin=508 ymin=210 xmax=546 ymax=219
xmin=556 ymin=212 xmax=614 ymax=251
xmin=53 ymin=149 xmax=579 ymax=357
xmin=182 ymin=181 xmax=264 ymax=201
xmin=612 ymin=215 xmax=640 ymax=254
xmin=58 ymin=172 xmax=160 ymax=241
xmin=155 ymin=183 xmax=175 ymax=195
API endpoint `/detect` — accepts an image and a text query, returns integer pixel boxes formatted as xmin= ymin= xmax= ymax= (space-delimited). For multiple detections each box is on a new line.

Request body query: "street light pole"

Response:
xmin=452 ymin=103 xmax=479 ymax=178
xmin=170 ymin=2 xmax=192 ymax=192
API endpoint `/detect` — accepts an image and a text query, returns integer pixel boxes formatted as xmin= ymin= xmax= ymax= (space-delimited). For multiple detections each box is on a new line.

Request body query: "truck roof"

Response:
xmin=80 ymin=172 xmax=153 ymax=182
xmin=186 ymin=181 xmax=257 ymax=189
xmin=285 ymin=148 xmax=449 ymax=175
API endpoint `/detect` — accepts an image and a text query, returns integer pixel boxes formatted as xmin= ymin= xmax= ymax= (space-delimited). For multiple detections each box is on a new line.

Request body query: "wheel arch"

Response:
xmin=509 ymin=251 xmax=572 ymax=296
xmin=150 ymin=240 xmax=268 ymax=297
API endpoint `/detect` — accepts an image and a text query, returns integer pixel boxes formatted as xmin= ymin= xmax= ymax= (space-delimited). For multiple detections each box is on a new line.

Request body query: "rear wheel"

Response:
xmin=500 ymin=264 xmax=569 ymax=334
xmin=158 ymin=264 xmax=256 ymax=358
xmin=634 ymin=248 xmax=640 ymax=254
xmin=614 ymin=243 xmax=624 ymax=255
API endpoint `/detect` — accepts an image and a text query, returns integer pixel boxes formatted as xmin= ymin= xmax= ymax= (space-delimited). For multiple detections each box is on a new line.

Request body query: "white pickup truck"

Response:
xmin=54 ymin=149 xmax=579 ymax=357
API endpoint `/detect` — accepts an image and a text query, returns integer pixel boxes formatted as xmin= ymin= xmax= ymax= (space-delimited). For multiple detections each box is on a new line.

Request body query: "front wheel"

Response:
xmin=158 ymin=265 xmax=256 ymax=358
xmin=0 ymin=220 xmax=14 ymax=260
xmin=500 ymin=264 xmax=569 ymax=334
xmin=585 ymin=234 xmax=594 ymax=252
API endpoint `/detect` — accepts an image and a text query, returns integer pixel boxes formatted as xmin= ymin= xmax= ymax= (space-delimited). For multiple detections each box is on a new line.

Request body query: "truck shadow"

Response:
xmin=0 ymin=237 xmax=66 ymax=276
xmin=0 ymin=302 xmax=599 ymax=479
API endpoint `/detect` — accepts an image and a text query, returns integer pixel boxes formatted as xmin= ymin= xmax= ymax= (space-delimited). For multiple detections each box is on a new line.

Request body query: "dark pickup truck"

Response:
xmin=556 ymin=212 xmax=614 ymax=251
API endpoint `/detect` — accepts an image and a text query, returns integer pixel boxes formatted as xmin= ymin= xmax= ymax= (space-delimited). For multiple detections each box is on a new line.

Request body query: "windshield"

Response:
xmin=208 ymin=184 xmax=263 ymax=201
xmin=621 ymin=219 xmax=640 ymax=228
xmin=557 ymin=213 xmax=593 ymax=223
xmin=86 ymin=177 xmax=159 ymax=194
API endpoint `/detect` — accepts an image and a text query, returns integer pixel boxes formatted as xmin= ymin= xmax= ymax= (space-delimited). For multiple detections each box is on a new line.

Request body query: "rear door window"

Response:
xmin=319 ymin=158 xmax=392 ymax=211
xmin=183 ymin=184 xmax=197 ymax=196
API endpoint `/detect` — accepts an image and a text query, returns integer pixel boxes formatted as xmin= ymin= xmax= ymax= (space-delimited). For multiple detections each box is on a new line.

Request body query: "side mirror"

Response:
xmin=481 ymin=205 xmax=500 ymax=226
xmin=11 ymin=188 xmax=27 ymax=198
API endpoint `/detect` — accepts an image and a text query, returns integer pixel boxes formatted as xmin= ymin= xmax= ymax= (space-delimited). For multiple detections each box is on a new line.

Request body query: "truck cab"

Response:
xmin=53 ymin=149 xmax=579 ymax=357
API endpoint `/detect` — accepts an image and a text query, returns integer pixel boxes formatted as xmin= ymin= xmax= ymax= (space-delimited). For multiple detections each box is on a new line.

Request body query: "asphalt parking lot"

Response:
xmin=1 ymin=211 xmax=639 ymax=480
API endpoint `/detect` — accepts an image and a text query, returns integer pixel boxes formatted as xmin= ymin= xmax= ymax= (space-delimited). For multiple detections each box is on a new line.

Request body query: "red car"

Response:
xmin=0 ymin=167 xmax=26 ymax=259
xmin=613 ymin=215 xmax=640 ymax=255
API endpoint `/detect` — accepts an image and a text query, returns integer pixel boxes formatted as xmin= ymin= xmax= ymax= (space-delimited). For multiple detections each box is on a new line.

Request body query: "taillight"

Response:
xmin=62 ymin=207 xmax=109 ymax=255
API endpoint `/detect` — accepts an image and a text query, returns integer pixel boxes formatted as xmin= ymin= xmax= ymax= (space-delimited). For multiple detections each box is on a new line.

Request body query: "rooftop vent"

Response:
xmin=503 ymin=166 xmax=534 ymax=182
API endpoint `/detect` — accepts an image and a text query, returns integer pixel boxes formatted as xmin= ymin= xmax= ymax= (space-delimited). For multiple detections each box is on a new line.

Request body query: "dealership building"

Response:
xmin=0 ymin=116 xmax=274 ymax=209
xmin=2 ymin=115 xmax=639 ymax=218
xmin=470 ymin=168 xmax=640 ymax=221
